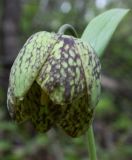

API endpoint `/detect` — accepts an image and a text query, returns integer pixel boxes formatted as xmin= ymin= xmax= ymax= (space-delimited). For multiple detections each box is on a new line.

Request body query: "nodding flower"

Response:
xmin=7 ymin=31 xmax=101 ymax=137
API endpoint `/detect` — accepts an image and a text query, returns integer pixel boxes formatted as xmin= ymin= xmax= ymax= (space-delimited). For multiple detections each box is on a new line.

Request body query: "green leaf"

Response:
xmin=81 ymin=9 xmax=129 ymax=57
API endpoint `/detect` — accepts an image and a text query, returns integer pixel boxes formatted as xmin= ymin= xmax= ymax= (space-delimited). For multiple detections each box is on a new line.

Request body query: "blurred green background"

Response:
xmin=0 ymin=0 xmax=132 ymax=160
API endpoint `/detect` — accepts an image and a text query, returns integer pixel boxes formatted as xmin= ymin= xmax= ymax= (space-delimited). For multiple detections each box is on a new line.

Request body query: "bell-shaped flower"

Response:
xmin=7 ymin=31 xmax=101 ymax=137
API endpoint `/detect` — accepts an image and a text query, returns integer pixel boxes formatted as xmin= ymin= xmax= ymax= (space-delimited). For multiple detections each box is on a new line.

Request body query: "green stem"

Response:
xmin=58 ymin=24 xmax=78 ymax=37
xmin=87 ymin=125 xmax=97 ymax=160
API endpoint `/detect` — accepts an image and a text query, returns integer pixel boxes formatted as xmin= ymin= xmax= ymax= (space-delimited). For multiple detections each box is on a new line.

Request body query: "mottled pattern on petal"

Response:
xmin=37 ymin=35 xmax=86 ymax=105
xmin=76 ymin=40 xmax=101 ymax=107
xmin=9 ymin=31 xmax=58 ymax=98
xmin=31 ymin=86 xmax=53 ymax=132
xmin=7 ymin=31 xmax=58 ymax=130
xmin=36 ymin=34 xmax=101 ymax=137
xmin=7 ymin=81 xmax=53 ymax=131
xmin=48 ymin=94 xmax=94 ymax=137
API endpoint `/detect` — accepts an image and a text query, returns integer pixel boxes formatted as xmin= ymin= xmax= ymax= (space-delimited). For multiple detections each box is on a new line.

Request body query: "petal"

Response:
xmin=76 ymin=39 xmax=101 ymax=107
xmin=36 ymin=35 xmax=101 ymax=137
xmin=9 ymin=31 xmax=58 ymax=99
xmin=37 ymin=35 xmax=86 ymax=105
xmin=7 ymin=81 xmax=53 ymax=132
xmin=7 ymin=31 xmax=58 ymax=129
xmin=48 ymin=95 xmax=94 ymax=137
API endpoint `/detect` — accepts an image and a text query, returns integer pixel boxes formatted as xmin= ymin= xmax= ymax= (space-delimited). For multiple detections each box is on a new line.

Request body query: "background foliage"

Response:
xmin=0 ymin=0 xmax=132 ymax=160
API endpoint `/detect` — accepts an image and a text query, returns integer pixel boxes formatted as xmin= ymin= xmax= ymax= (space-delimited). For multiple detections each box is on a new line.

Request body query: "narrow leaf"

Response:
xmin=81 ymin=9 xmax=129 ymax=57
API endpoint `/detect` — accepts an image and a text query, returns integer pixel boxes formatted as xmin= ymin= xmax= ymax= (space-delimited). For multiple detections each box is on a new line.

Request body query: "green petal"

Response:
xmin=7 ymin=31 xmax=57 ymax=128
xmin=37 ymin=35 xmax=101 ymax=137
xmin=9 ymin=31 xmax=57 ymax=99
xmin=37 ymin=35 xmax=86 ymax=105
xmin=76 ymin=39 xmax=101 ymax=108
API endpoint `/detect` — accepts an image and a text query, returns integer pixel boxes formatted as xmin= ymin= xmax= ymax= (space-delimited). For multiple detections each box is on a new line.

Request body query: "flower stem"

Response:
xmin=58 ymin=24 xmax=78 ymax=37
xmin=87 ymin=125 xmax=97 ymax=160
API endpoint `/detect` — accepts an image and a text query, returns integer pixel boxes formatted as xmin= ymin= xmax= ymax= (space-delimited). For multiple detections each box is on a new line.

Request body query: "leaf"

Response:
xmin=81 ymin=9 xmax=129 ymax=57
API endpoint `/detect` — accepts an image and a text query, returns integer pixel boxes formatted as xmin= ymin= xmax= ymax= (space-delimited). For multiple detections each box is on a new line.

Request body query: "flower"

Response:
xmin=7 ymin=31 xmax=101 ymax=137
